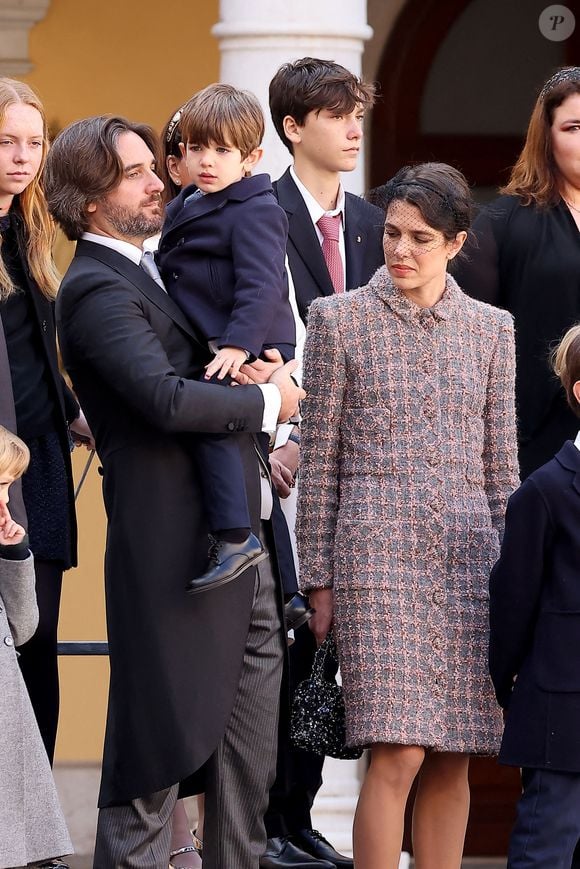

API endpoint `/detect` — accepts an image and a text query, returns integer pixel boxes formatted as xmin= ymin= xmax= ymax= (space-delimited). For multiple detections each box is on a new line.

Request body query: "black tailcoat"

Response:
xmin=57 ymin=240 xmax=274 ymax=806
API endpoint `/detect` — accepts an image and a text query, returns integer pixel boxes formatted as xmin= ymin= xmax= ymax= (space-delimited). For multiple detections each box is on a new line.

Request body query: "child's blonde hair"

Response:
xmin=179 ymin=83 xmax=264 ymax=159
xmin=552 ymin=323 xmax=580 ymax=418
xmin=0 ymin=425 xmax=30 ymax=479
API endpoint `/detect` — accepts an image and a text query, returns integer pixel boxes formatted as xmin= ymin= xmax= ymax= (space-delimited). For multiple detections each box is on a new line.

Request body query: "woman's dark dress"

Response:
xmin=0 ymin=208 xmax=78 ymax=762
xmin=455 ymin=194 xmax=580 ymax=479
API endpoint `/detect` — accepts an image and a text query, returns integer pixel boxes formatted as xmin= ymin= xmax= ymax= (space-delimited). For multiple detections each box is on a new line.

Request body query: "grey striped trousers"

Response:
xmin=93 ymin=545 xmax=284 ymax=869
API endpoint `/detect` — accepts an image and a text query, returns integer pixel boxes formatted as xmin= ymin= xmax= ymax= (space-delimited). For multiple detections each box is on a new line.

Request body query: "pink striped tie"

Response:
xmin=317 ymin=214 xmax=344 ymax=294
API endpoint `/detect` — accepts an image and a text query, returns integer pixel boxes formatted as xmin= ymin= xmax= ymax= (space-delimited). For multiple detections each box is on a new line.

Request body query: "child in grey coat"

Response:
xmin=0 ymin=425 xmax=72 ymax=869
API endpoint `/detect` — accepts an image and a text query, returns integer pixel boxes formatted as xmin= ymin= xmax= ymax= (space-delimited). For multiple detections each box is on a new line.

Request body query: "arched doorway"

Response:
xmin=370 ymin=0 xmax=578 ymax=191
xmin=369 ymin=0 xmax=580 ymax=856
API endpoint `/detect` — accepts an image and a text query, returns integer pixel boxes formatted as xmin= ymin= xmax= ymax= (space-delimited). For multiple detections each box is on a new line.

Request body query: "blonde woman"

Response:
xmin=0 ymin=78 xmax=90 ymax=776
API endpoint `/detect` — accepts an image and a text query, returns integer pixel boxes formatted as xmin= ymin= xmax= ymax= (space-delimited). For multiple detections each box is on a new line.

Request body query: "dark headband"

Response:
xmin=540 ymin=67 xmax=580 ymax=99
xmin=165 ymin=108 xmax=184 ymax=144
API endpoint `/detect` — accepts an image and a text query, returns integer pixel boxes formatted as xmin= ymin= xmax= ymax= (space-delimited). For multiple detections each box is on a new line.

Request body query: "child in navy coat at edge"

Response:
xmin=157 ymin=83 xmax=296 ymax=595
xmin=489 ymin=322 xmax=580 ymax=868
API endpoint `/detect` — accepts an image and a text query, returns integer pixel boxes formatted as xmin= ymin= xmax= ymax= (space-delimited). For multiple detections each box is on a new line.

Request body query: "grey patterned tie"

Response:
xmin=140 ymin=250 xmax=165 ymax=289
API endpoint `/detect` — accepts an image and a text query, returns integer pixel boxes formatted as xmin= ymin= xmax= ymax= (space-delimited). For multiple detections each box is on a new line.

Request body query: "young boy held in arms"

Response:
xmin=157 ymin=84 xmax=295 ymax=595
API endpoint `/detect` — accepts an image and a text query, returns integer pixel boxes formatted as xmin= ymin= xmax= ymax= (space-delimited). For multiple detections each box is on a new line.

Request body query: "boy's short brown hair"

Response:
xmin=179 ymin=84 xmax=264 ymax=159
xmin=552 ymin=324 xmax=580 ymax=417
xmin=269 ymin=57 xmax=376 ymax=154
xmin=0 ymin=426 xmax=30 ymax=479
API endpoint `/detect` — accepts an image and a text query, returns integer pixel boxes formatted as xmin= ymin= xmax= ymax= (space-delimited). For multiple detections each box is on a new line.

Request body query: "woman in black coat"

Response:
xmin=456 ymin=66 xmax=580 ymax=480
xmin=0 ymin=77 xmax=89 ymax=767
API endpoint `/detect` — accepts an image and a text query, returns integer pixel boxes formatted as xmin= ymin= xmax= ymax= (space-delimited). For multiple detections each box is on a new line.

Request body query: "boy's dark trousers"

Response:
xmin=508 ymin=767 xmax=580 ymax=868
xmin=197 ymin=345 xmax=295 ymax=535
xmin=195 ymin=431 xmax=251 ymax=532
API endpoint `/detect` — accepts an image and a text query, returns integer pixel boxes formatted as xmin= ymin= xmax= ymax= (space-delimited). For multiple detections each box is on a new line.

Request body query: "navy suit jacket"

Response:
xmin=489 ymin=440 xmax=580 ymax=771
xmin=273 ymin=168 xmax=385 ymax=321
xmin=157 ymin=173 xmax=295 ymax=360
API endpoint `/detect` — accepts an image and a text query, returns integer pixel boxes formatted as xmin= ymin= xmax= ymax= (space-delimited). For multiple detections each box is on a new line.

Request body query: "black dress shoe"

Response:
xmin=260 ymin=836 xmax=334 ymax=868
xmin=186 ymin=533 xmax=267 ymax=594
xmin=293 ymin=829 xmax=354 ymax=868
xmin=284 ymin=592 xmax=315 ymax=631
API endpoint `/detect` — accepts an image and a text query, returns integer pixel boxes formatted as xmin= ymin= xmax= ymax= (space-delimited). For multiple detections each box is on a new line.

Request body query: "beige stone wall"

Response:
xmin=24 ymin=0 xmax=221 ymax=132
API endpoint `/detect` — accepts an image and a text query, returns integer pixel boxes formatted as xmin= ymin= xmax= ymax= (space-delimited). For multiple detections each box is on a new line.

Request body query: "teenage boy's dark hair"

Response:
xmin=269 ymin=57 xmax=376 ymax=154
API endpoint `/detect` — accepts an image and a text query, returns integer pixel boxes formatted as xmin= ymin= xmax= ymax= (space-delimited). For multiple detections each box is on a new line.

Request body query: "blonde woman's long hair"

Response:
xmin=0 ymin=78 xmax=59 ymax=301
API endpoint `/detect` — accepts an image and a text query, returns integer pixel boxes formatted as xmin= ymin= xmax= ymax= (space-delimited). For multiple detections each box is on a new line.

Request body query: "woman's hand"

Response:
xmin=0 ymin=502 xmax=26 ymax=546
xmin=269 ymin=437 xmax=299 ymax=498
xmin=307 ymin=588 xmax=334 ymax=646
xmin=205 ymin=346 xmax=248 ymax=381
xmin=70 ymin=410 xmax=96 ymax=450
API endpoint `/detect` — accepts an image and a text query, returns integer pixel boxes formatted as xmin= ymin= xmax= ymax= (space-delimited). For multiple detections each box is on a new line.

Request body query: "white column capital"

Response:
xmin=212 ymin=20 xmax=373 ymax=44
xmin=0 ymin=0 xmax=50 ymax=75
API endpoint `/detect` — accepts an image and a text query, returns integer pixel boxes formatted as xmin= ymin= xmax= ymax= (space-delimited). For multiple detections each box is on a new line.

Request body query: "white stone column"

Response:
xmin=211 ymin=0 xmax=373 ymax=194
xmin=0 ymin=0 xmax=50 ymax=75
xmin=212 ymin=2 xmax=381 ymax=855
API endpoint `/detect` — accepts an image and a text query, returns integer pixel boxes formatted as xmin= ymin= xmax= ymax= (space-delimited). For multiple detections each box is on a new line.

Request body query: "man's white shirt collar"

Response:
xmin=574 ymin=431 xmax=580 ymax=451
xmin=289 ymin=166 xmax=345 ymax=226
xmin=82 ymin=231 xmax=143 ymax=266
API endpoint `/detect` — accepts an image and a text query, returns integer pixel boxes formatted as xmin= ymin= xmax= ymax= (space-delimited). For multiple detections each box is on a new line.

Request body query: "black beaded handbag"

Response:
xmin=290 ymin=631 xmax=363 ymax=760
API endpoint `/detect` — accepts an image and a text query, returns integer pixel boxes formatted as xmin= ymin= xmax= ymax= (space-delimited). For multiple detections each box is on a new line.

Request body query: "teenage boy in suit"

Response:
xmin=44 ymin=115 xmax=303 ymax=869
xmin=261 ymin=58 xmax=385 ymax=869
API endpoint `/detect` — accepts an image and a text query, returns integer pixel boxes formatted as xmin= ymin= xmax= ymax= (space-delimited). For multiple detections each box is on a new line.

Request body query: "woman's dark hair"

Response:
xmin=44 ymin=115 xmax=160 ymax=240
xmin=159 ymin=106 xmax=184 ymax=203
xmin=369 ymin=162 xmax=474 ymax=250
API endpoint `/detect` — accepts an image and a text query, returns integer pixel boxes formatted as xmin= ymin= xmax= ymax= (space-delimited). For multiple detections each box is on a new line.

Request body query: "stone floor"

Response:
xmin=54 ymin=765 xmax=506 ymax=868
xmin=66 ymin=857 xmax=505 ymax=867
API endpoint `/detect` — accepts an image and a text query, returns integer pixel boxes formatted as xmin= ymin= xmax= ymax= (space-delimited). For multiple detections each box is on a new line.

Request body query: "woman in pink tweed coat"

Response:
xmin=296 ymin=163 xmax=519 ymax=869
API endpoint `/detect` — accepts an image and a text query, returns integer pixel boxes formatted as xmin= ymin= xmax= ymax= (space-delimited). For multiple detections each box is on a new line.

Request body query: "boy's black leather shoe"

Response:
xmin=186 ymin=533 xmax=267 ymax=594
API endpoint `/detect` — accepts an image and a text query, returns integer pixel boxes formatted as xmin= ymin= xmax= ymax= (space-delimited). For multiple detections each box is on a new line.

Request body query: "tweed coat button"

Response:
xmin=432 ymin=636 xmax=442 ymax=651
xmin=432 ymin=590 xmax=444 ymax=606
xmin=4 ymin=635 xmax=14 ymax=647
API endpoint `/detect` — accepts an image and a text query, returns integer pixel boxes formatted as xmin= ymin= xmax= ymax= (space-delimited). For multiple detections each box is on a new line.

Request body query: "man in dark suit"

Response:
xmin=262 ymin=58 xmax=385 ymax=869
xmin=44 ymin=115 xmax=303 ymax=869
